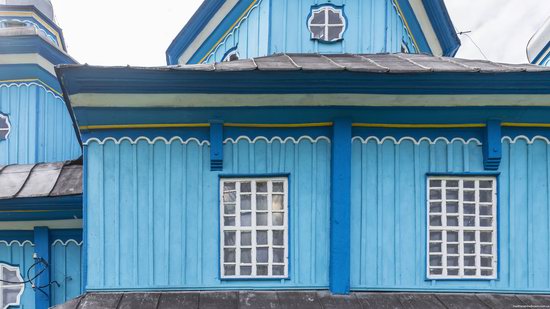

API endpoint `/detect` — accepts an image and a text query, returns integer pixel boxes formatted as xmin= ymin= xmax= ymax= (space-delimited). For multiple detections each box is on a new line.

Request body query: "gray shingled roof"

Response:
xmin=0 ymin=160 xmax=82 ymax=200
xmin=53 ymin=291 xmax=550 ymax=309
xmin=162 ymin=53 xmax=550 ymax=73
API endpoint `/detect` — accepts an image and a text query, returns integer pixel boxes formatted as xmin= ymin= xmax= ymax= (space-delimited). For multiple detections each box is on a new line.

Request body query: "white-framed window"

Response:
xmin=0 ymin=113 xmax=10 ymax=140
xmin=427 ymin=176 xmax=497 ymax=279
xmin=220 ymin=177 xmax=289 ymax=279
xmin=307 ymin=5 xmax=346 ymax=42
xmin=0 ymin=263 xmax=25 ymax=309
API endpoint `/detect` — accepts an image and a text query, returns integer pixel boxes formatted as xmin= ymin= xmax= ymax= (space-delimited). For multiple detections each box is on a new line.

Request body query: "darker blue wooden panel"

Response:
xmin=34 ymin=226 xmax=50 ymax=309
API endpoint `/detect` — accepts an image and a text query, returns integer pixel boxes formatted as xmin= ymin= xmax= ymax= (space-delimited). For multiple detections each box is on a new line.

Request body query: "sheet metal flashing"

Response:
xmin=53 ymin=291 xmax=550 ymax=309
xmin=0 ymin=158 xmax=82 ymax=200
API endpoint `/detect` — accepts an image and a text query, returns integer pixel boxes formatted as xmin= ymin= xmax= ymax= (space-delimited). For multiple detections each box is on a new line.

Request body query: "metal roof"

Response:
xmin=0 ymin=0 xmax=54 ymax=20
xmin=527 ymin=17 xmax=550 ymax=63
xmin=53 ymin=291 xmax=550 ymax=309
xmin=61 ymin=53 xmax=550 ymax=74
xmin=0 ymin=159 xmax=82 ymax=200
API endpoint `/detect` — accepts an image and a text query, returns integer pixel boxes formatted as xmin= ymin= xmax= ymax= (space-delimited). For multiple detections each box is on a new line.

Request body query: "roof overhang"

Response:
xmin=527 ymin=17 xmax=550 ymax=64
xmin=165 ymin=0 xmax=460 ymax=64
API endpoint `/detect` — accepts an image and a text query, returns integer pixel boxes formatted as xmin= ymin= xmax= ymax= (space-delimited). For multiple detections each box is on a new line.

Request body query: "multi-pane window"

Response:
xmin=307 ymin=6 xmax=346 ymax=42
xmin=427 ymin=176 xmax=497 ymax=279
xmin=220 ymin=177 xmax=288 ymax=279
xmin=0 ymin=113 xmax=10 ymax=140
xmin=0 ymin=263 xmax=24 ymax=309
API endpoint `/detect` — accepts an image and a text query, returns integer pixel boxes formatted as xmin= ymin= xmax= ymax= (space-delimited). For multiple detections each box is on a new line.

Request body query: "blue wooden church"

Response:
xmin=4 ymin=0 xmax=550 ymax=308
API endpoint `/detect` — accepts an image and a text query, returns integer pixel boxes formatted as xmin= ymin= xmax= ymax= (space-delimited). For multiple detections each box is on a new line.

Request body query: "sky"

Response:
xmin=49 ymin=0 xmax=550 ymax=66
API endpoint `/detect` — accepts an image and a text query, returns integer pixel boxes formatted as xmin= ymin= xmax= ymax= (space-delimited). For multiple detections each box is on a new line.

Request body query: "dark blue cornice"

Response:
xmin=0 ymin=35 xmax=77 ymax=65
xmin=57 ymin=66 xmax=550 ymax=96
xmin=0 ymin=195 xmax=82 ymax=222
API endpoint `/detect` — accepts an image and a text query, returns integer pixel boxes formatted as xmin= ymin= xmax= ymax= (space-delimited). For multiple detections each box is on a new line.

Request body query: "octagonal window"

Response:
xmin=0 ymin=263 xmax=24 ymax=309
xmin=0 ymin=113 xmax=10 ymax=140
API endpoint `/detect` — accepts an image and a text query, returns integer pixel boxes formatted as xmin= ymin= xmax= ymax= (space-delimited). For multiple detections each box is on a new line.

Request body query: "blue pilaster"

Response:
xmin=34 ymin=226 xmax=50 ymax=309
xmin=330 ymin=119 xmax=352 ymax=294
xmin=483 ymin=119 xmax=502 ymax=171
xmin=210 ymin=122 xmax=224 ymax=171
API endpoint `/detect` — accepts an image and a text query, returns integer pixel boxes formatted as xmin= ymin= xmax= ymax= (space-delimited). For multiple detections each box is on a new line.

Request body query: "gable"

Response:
xmin=166 ymin=0 xmax=460 ymax=65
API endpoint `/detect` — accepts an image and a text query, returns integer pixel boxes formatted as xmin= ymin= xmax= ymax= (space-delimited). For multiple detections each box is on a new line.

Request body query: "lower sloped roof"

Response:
xmin=0 ymin=159 xmax=82 ymax=200
xmin=53 ymin=291 xmax=550 ymax=309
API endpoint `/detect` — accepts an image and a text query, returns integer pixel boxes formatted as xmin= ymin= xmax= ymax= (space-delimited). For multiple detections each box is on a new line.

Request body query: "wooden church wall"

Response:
xmin=85 ymin=136 xmax=331 ymax=290
xmin=351 ymin=135 xmax=550 ymax=293
xmin=0 ymin=83 xmax=81 ymax=165
xmin=202 ymin=0 xmax=416 ymax=64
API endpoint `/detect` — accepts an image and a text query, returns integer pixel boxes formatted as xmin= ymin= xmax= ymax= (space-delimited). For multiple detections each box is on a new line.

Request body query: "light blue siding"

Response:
xmin=351 ymin=136 xmax=550 ymax=293
xmin=50 ymin=241 xmax=83 ymax=305
xmin=203 ymin=0 xmax=415 ymax=63
xmin=0 ymin=241 xmax=35 ymax=309
xmin=85 ymin=137 xmax=331 ymax=290
xmin=0 ymin=83 xmax=81 ymax=165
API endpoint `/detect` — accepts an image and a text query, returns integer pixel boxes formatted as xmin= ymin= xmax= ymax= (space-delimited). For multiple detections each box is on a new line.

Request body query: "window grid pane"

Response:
xmin=427 ymin=177 xmax=497 ymax=279
xmin=308 ymin=6 xmax=345 ymax=42
xmin=221 ymin=178 xmax=288 ymax=279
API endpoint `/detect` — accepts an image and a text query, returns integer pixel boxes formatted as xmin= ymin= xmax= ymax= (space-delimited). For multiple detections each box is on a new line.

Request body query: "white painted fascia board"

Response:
xmin=0 ymin=53 xmax=56 ymax=75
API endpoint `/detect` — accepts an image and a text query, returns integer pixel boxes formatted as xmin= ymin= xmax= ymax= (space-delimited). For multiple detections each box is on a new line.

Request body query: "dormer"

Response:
xmin=166 ymin=0 xmax=460 ymax=65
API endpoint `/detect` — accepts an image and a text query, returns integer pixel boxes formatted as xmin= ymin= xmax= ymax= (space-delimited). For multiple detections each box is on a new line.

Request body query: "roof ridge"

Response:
xmin=284 ymin=54 xmax=302 ymax=69
xmin=356 ymin=55 xmax=390 ymax=71
xmin=320 ymin=55 xmax=346 ymax=69
xmin=394 ymin=53 xmax=432 ymax=71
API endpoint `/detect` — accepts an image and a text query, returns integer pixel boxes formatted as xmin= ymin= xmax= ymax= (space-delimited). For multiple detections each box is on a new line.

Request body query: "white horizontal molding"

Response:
xmin=0 ymin=82 xmax=63 ymax=100
xmin=502 ymin=135 xmax=550 ymax=144
xmin=352 ymin=136 xmax=482 ymax=145
xmin=0 ymin=54 xmax=57 ymax=75
xmin=224 ymin=136 xmax=330 ymax=144
xmin=69 ymin=93 xmax=550 ymax=108
xmin=0 ymin=240 xmax=34 ymax=247
xmin=51 ymin=239 xmax=83 ymax=246
xmin=84 ymin=136 xmax=210 ymax=146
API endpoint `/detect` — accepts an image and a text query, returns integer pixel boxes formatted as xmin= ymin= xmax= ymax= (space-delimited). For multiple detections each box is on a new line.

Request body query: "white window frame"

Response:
xmin=0 ymin=113 xmax=10 ymax=140
xmin=220 ymin=177 xmax=289 ymax=279
xmin=0 ymin=263 xmax=25 ymax=309
xmin=427 ymin=176 xmax=497 ymax=280
xmin=307 ymin=6 xmax=346 ymax=42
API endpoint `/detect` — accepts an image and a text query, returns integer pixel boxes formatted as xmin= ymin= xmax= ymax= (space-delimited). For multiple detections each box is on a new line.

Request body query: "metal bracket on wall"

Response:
xmin=483 ymin=119 xmax=502 ymax=171
xmin=210 ymin=122 xmax=224 ymax=171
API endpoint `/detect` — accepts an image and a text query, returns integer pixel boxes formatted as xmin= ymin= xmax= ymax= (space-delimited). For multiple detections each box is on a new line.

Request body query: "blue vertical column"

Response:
xmin=210 ymin=121 xmax=224 ymax=171
xmin=34 ymin=227 xmax=50 ymax=309
xmin=330 ymin=119 xmax=352 ymax=294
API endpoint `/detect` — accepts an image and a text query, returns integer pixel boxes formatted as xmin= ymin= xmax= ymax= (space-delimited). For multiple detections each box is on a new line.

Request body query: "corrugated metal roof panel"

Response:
xmin=0 ymin=159 xmax=82 ymax=199
xmin=52 ymin=292 xmax=550 ymax=309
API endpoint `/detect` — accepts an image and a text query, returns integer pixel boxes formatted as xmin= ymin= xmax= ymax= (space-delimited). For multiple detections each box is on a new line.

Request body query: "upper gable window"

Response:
xmin=0 ymin=113 xmax=10 ymax=140
xmin=0 ymin=263 xmax=25 ymax=309
xmin=308 ymin=5 xmax=346 ymax=43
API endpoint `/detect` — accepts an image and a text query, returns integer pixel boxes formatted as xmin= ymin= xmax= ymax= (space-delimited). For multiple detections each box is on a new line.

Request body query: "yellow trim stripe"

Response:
xmin=0 ymin=11 xmax=63 ymax=47
xmin=224 ymin=122 xmax=333 ymax=128
xmin=391 ymin=0 xmax=420 ymax=53
xmin=0 ymin=79 xmax=62 ymax=96
xmin=198 ymin=0 xmax=259 ymax=64
xmin=502 ymin=123 xmax=550 ymax=128
xmin=353 ymin=123 xmax=486 ymax=129
xmin=79 ymin=123 xmax=550 ymax=131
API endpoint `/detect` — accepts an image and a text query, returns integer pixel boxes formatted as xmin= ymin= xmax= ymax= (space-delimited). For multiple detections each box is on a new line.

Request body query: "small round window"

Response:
xmin=0 ymin=113 xmax=10 ymax=141
xmin=307 ymin=5 xmax=346 ymax=43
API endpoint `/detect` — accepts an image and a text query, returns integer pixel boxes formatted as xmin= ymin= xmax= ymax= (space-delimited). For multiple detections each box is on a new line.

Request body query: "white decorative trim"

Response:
xmin=0 ymin=263 xmax=25 ymax=309
xmin=0 ymin=18 xmax=58 ymax=45
xmin=352 ymin=136 xmax=482 ymax=145
xmin=0 ymin=82 xmax=63 ymax=100
xmin=51 ymin=239 xmax=83 ymax=246
xmin=502 ymin=135 xmax=550 ymax=144
xmin=205 ymin=0 xmax=264 ymax=63
xmin=224 ymin=136 xmax=331 ymax=144
xmin=84 ymin=136 xmax=210 ymax=146
xmin=0 ymin=113 xmax=10 ymax=139
xmin=0 ymin=240 xmax=33 ymax=247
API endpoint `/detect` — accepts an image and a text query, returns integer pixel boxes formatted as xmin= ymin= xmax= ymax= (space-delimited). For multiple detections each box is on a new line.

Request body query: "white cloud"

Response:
xmin=49 ymin=0 xmax=550 ymax=65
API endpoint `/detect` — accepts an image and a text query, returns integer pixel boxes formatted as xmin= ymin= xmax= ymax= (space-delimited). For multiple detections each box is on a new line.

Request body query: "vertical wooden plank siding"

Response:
xmin=0 ymin=83 xmax=81 ymax=165
xmin=0 ymin=241 xmax=35 ymax=309
xmin=350 ymin=136 xmax=550 ymax=293
xmin=85 ymin=137 xmax=331 ymax=290
xmin=204 ymin=0 xmax=415 ymax=63
xmin=50 ymin=240 xmax=83 ymax=306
